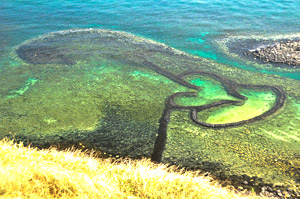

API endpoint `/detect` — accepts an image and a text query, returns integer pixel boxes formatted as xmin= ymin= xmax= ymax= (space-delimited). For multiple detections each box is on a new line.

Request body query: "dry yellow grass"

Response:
xmin=0 ymin=138 xmax=265 ymax=199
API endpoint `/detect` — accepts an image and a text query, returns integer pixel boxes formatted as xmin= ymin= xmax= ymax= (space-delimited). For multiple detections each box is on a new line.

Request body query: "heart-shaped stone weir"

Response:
xmin=7 ymin=29 xmax=299 ymax=194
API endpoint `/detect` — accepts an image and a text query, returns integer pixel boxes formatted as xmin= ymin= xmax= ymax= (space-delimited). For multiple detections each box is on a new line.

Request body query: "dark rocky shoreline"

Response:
xmin=248 ymin=40 xmax=300 ymax=66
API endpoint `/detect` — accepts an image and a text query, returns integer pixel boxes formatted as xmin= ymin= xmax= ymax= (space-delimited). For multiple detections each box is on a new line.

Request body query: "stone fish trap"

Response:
xmin=13 ymin=29 xmax=300 ymax=197
xmin=12 ymin=29 xmax=300 ymax=196
xmin=15 ymin=29 xmax=286 ymax=162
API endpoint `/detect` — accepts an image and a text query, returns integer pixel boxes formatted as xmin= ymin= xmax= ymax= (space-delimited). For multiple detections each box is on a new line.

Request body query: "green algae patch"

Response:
xmin=7 ymin=78 xmax=38 ymax=98
xmin=0 ymin=62 xmax=179 ymax=133
xmin=174 ymin=77 xmax=236 ymax=107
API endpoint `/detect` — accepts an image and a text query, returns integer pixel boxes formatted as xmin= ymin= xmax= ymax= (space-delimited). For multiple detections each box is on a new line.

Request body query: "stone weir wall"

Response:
xmin=250 ymin=40 xmax=300 ymax=66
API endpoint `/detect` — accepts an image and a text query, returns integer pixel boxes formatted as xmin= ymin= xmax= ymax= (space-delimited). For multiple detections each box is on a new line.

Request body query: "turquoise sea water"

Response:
xmin=1 ymin=0 xmax=300 ymax=78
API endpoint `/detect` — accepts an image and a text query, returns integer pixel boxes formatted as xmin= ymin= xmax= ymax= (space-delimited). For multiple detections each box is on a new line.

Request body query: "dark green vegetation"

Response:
xmin=1 ymin=29 xmax=300 ymax=195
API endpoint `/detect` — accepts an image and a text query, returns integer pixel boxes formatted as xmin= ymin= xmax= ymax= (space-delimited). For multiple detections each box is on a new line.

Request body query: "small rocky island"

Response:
xmin=249 ymin=40 xmax=300 ymax=66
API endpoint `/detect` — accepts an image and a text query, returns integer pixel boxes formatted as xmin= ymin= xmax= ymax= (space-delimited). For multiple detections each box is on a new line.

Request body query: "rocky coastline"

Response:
xmin=249 ymin=40 xmax=300 ymax=66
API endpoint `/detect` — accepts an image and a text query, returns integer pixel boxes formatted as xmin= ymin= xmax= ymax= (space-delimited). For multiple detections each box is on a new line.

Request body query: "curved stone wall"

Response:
xmin=151 ymin=70 xmax=286 ymax=161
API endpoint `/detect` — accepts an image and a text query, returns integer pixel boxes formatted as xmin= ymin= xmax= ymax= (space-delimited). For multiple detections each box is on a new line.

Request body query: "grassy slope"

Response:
xmin=0 ymin=139 xmax=264 ymax=199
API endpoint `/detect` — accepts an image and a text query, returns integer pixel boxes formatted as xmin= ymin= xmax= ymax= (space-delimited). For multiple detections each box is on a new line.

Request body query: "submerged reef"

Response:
xmin=16 ymin=44 xmax=76 ymax=65
xmin=1 ymin=29 xmax=300 ymax=196
xmin=249 ymin=40 xmax=300 ymax=67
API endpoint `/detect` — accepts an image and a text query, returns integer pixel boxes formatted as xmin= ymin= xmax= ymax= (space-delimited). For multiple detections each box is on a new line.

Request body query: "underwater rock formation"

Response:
xmin=16 ymin=44 xmax=76 ymax=65
xmin=15 ymin=29 xmax=192 ymax=68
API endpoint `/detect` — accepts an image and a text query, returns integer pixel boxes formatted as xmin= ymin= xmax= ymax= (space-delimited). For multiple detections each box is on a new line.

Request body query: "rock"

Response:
xmin=242 ymin=181 xmax=248 ymax=185
xmin=248 ymin=40 xmax=300 ymax=67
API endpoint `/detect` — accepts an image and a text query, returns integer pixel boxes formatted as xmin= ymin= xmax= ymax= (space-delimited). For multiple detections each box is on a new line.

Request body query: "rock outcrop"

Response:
xmin=249 ymin=40 xmax=300 ymax=66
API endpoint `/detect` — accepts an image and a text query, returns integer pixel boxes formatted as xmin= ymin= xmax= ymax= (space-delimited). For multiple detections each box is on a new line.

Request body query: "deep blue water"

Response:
xmin=1 ymin=0 xmax=300 ymax=78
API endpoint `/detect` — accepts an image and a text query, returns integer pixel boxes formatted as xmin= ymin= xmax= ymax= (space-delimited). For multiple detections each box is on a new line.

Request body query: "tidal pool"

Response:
xmin=205 ymin=90 xmax=276 ymax=124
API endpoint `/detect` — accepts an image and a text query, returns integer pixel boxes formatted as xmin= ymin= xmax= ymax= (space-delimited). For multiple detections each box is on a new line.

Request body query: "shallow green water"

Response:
xmin=175 ymin=78 xmax=236 ymax=106
xmin=206 ymin=90 xmax=276 ymax=124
